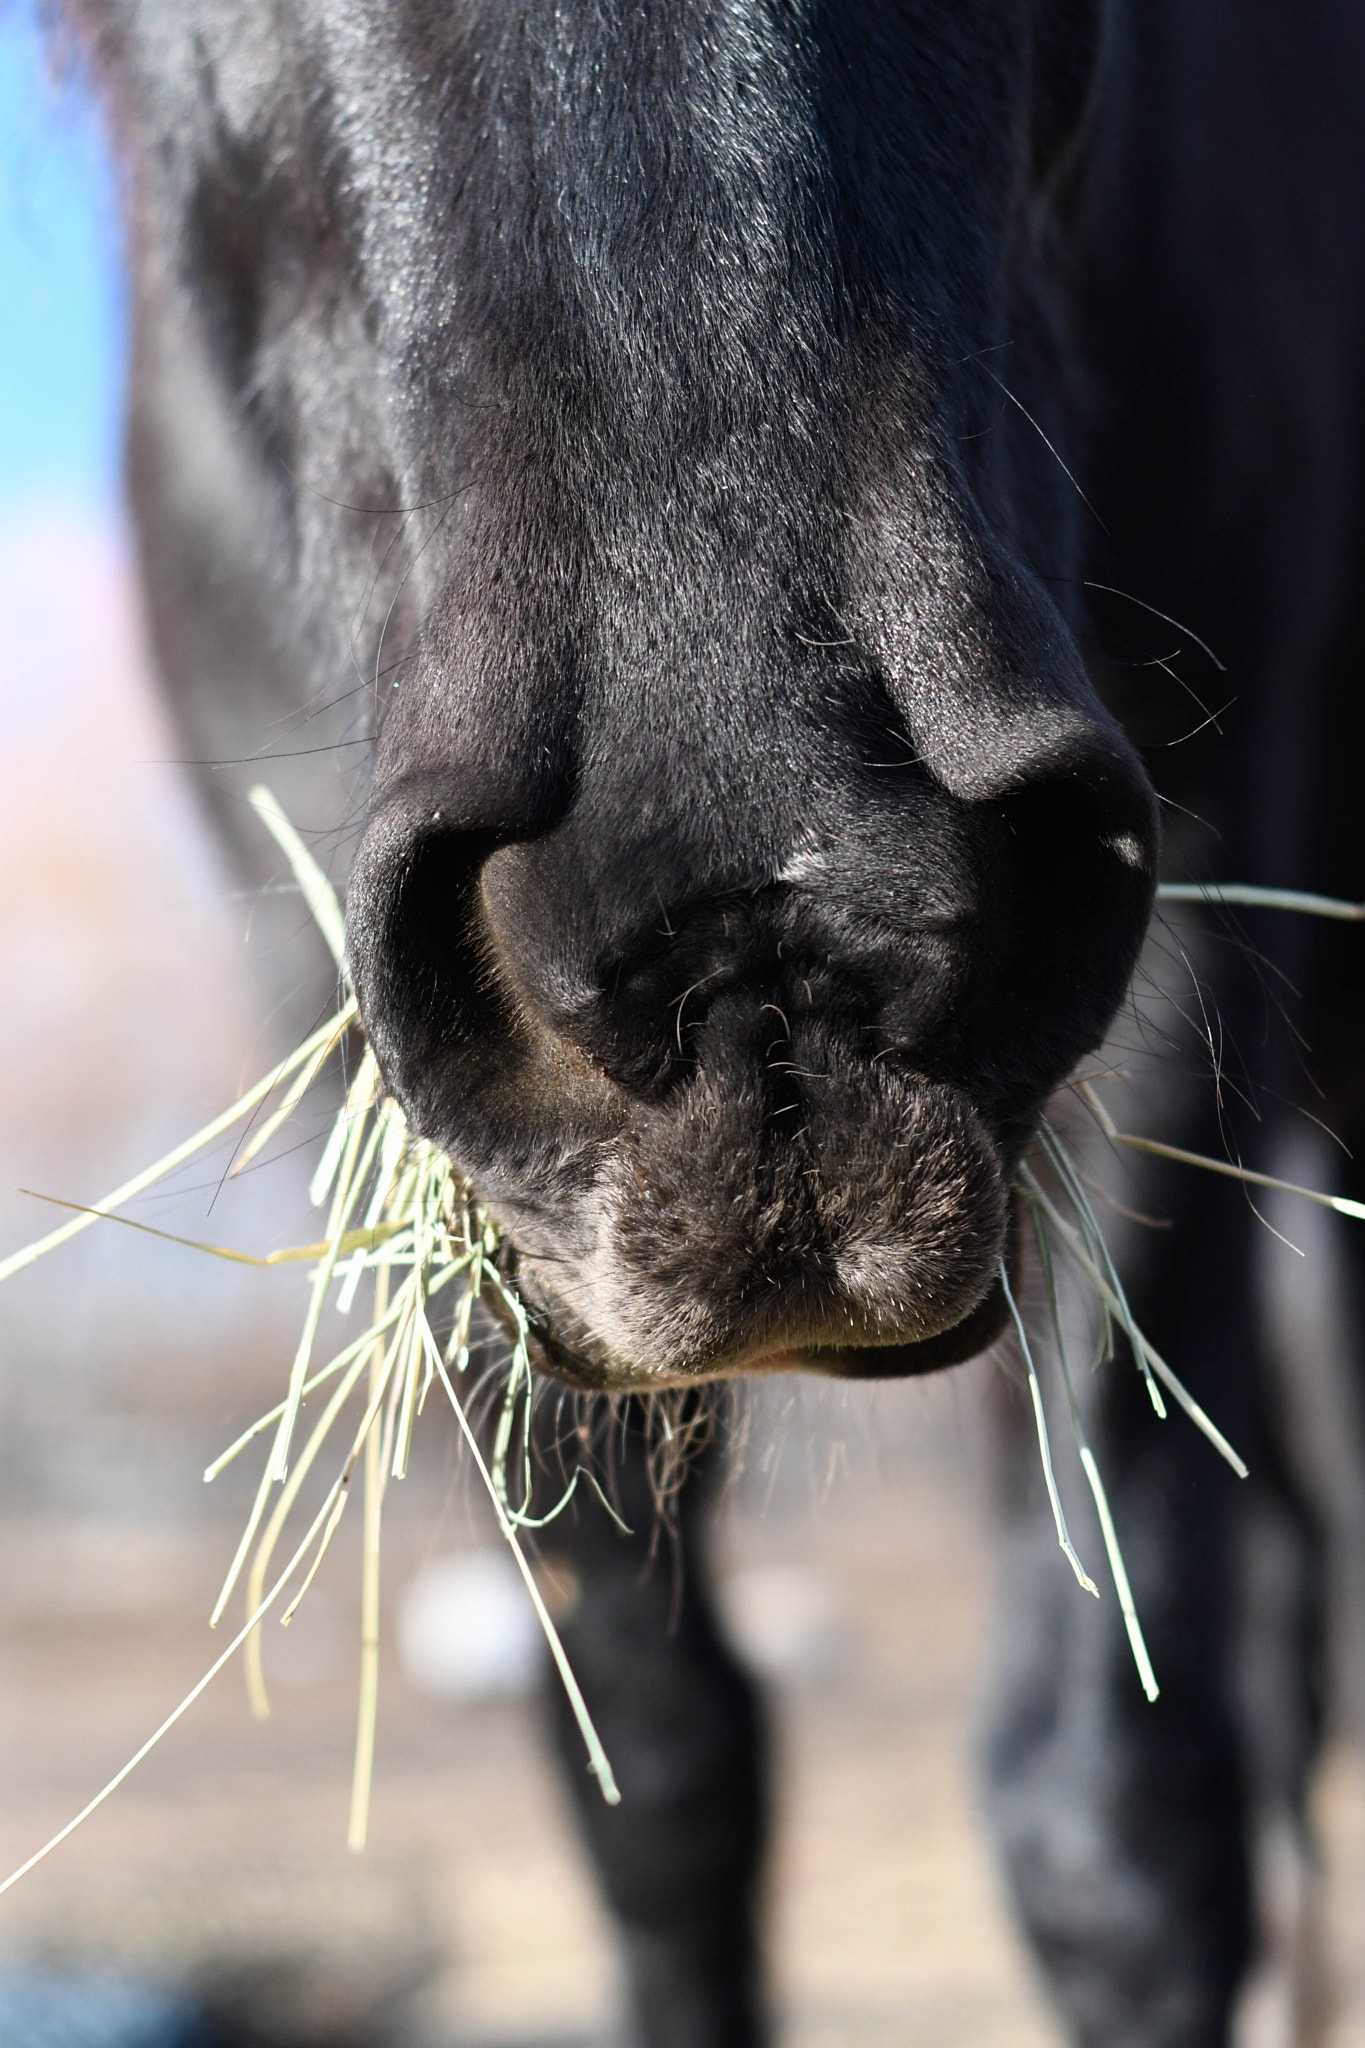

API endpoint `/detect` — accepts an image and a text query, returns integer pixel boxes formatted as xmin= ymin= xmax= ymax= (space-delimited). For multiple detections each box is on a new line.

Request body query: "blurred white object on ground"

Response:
xmin=398 ymin=1551 xmax=542 ymax=1703
xmin=721 ymin=1563 xmax=849 ymax=1683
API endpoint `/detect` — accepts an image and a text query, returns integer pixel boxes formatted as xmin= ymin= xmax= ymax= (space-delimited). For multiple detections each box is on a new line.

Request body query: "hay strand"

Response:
xmin=1157 ymin=882 xmax=1365 ymax=921
xmin=247 ymin=785 xmax=348 ymax=966
xmin=1000 ymin=1262 xmax=1098 ymax=1596
xmin=1029 ymin=1211 xmax=1159 ymax=1700
xmin=0 ymin=1482 xmax=345 ymax=1899
xmin=0 ymin=1002 xmax=356 ymax=1287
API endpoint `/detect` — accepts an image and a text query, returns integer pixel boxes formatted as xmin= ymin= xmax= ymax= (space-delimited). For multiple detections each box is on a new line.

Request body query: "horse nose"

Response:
xmin=348 ymin=688 xmax=1158 ymax=1166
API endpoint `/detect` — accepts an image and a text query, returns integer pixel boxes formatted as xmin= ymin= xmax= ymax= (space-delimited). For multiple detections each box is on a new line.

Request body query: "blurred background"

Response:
xmin=1 ymin=5 xmax=1364 ymax=2046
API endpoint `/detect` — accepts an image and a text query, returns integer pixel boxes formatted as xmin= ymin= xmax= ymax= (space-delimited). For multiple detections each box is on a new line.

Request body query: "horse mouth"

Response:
xmin=750 ymin=1271 xmax=1011 ymax=1379
xmin=478 ymin=1057 xmax=1016 ymax=1390
xmin=508 ymin=1261 xmax=1012 ymax=1390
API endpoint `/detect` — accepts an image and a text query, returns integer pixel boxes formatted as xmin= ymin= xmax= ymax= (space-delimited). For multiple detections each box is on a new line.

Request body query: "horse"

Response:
xmin=67 ymin=1 xmax=1365 ymax=2041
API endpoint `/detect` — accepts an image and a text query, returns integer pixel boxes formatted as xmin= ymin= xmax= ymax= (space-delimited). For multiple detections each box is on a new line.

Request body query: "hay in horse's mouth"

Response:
xmin=9 ymin=802 xmax=1322 ymax=1896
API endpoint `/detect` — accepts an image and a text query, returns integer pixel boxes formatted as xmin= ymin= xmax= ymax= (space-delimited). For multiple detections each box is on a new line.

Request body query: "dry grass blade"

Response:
xmin=1077 ymin=1080 xmax=1365 ymax=1223
xmin=1156 ymin=882 xmax=1365 ymax=921
xmin=1019 ymin=1161 xmax=1248 ymax=1479
xmin=17 ymin=1192 xmax=403 ymax=1269
xmin=0 ymin=999 xmax=356 ymax=1287
xmin=999 ymin=1261 xmax=1098 ymax=1597
xmin=1010 ymin=1106 xmax=1260 ymax=1704
xmin=1004 ymin=870 xmax=1365 ymax=1684
xmin=0 ymin=1479 xmax=346 ymax=1899
xmin=1028 ymin=1211 xmax=1159 ymax=1700
xmin=425 ymin=1333 xmax=621 ymax=1803
xmin=269 ymin=1054 xmax=380 ymax=1485
xmin=350 ymin=1264 xmax=390 ymax=1852
xmin=230 ymin=1011 xmax=352 ymax=1176
xmin=1037 ymin=1124 xmax=1166 ymax=1418
xmin=247 ymin=784 xmax=348 ymax=966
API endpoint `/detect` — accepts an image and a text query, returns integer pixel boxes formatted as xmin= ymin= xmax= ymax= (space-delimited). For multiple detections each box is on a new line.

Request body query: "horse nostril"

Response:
xmin=347 ymin=809 xmax=499 ymax=1114
xmin=348 ymin=809 xmax=635 ymax=1191
xmin=943 ymin=760 xmax=1157 ymax=1112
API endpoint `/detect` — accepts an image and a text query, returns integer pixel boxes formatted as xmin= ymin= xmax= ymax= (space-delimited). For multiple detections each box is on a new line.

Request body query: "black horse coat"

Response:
xmin=70 ymin=2 xmax=1365 ymax=2041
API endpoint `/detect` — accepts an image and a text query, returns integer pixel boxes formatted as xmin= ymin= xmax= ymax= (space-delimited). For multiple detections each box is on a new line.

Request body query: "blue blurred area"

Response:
xmin=0 ymin=0 xmax=126 ymax=513
xmin=0 ymin=1966 xmax=207 ymax=2047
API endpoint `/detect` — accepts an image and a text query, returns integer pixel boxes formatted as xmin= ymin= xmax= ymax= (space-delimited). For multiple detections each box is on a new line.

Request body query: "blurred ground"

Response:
xmin=2 ymin=513 xmax=1365 ymax=2048
xmin=0 ymin=1392 xmax=1065 ymax=2048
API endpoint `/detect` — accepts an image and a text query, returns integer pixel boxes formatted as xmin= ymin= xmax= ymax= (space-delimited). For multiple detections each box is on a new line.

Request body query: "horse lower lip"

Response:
xmin=746 ymin=1272 xmax=1010 ymax=1381
xmin=508 ymin=1257 xmax=1011 ymax=1391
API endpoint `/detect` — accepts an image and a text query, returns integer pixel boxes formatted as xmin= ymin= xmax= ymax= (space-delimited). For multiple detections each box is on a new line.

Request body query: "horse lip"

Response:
xmin=493 ymin=1223 xmax=1013 ymax=1392
xmin=769 ymin=1268 xmax=1010 ymax=1377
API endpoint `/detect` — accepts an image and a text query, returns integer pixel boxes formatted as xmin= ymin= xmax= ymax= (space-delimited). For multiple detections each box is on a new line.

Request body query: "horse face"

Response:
xmin=112 ymin=0 xmax=1156 ymax=1387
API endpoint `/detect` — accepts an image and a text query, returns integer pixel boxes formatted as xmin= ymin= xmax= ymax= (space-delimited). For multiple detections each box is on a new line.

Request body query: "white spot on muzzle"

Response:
xmin=1103 ymin=830 xmax=1147 ymax=869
